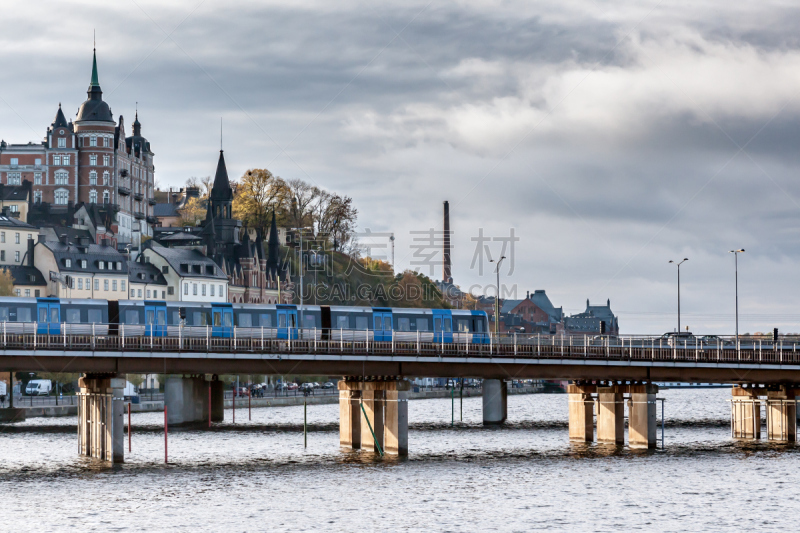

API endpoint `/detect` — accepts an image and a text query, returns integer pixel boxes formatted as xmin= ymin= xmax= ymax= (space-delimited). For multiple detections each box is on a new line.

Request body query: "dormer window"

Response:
xmin=205 ymin=265 xmax=215 ymax=275
xmin=64 ymin=259 xmax=71 ymax=268
xmin=98 ymin=261 xmax=104 ymax=270
xmin=81 ymin=260 xmax=87 ymax=269
xmin=58 ymin=138 xmax=66 ymax=148
xmin=116 ymin=262 xmax=122 ymax=270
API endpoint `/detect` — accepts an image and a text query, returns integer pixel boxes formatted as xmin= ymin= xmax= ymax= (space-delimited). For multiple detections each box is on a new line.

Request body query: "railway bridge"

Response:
xmin=2 ymin=326 xmax=798 ymax=462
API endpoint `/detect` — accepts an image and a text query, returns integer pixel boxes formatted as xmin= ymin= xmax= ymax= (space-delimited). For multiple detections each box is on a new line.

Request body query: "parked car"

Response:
xmin=321 ymin=382 xmax=335 ymax=390
xmin=659 ymin=332 xmax=696 ymax=347
xmin=287 ymin=383 xmax=299 ymax=391
xmin=299 ymin=383 xmax=315 ymax=392
xmin=25 ymin=379 xmax=52 ymax=396
xmin=275 ymin=383 xmax=289 ymax=391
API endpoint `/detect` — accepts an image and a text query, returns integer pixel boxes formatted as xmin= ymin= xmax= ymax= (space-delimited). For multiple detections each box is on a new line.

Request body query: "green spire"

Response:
xmin=90 ymin=47 xmax=99 ymax=87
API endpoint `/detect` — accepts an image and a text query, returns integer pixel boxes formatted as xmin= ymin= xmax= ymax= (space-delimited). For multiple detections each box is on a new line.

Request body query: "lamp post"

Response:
xmin=489 ymin=256 xmax=506 ymax=336
xmin=729 ymin=249 xmax=745 ymax=342
xmin=668 ymin=258 xmax=688 ymax=333
xmin=309 ymin=248 xmax=322 ymax=305
xmin=291 ymin=226 xmax=313 ymax=334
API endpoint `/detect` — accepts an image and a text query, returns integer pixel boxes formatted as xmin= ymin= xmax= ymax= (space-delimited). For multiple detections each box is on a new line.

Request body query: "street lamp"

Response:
xmin=291 ymin=226 xmax=313 ymax=334
xmin=668 ymin=258 xmax=688 ymax=333
xmin=489 ymin=256 xmax=506 ymax=336
xmin=309 ymin=247 xmax=322 ymax=305
xmin=729 ymin=249 xmax=745 ymax=343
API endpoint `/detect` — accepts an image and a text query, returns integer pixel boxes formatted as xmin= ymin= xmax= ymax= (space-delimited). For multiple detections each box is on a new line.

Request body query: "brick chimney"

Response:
xmin=443 ymin=200 xmax=451 ymax=284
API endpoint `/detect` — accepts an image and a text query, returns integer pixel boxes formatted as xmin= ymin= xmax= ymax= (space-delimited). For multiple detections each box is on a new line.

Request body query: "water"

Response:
xmin=1 ymin=388 xmax=799 ymax=531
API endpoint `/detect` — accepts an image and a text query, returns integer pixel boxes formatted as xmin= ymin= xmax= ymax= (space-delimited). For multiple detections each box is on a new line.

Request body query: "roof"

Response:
xmin=160 ymin=231 xmax=202 ymax=242
xmin=0 ymin=214 xmax=36 ymax=230
xmin=0 ymin=181 xmax=31 ymax=202
xmin=129 ymin=261 xmax=168 ymax=286
xmin=210 ymin=151 xmax=233 ymax=201
xmin=153 ymin=203 xmax=180 ymax=217
xmin=501 ymin=289 xmax=562 ymax=322
xmin=76 ymin=49 xmax=113 ymax=123
xmin=3 ymin=265 xmax=46 ymax=286
xmin=146 ymin=244 xmax=227 ymax=280
xmin=52 ymin=104 xmax=69 ymax=129
xmin=38 ymin=226 xmax=92 ymax=244
xmin=39 ymin=240 xmax=127 ymax=274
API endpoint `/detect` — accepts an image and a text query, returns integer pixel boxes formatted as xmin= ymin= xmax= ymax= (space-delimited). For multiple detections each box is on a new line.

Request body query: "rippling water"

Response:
xmin=1 ymin=388 xmax=799 ymax=532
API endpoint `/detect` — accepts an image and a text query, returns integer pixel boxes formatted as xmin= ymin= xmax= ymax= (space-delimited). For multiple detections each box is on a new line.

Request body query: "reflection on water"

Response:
xmin=1 ymin=388 xmax=799 ymax=531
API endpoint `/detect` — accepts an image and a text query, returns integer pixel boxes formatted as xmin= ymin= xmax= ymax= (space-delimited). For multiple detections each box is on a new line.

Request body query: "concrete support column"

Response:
xmin=361 ymin=386 xmax=385 ymax=452
xmin=210 ymin=379 xmax=224 ymax=423
xmin=568 ymin=384 xmax=595 ymax=442
xmin=766 ymin=388 xmax=797 ymax=442
xmin=731 ymin=387 xmax=761 ymax=439
xmin=166 ymin=376 xmax=208 ymax=425
xmin=597 ymin=386 xmax=624 ymax=445
xmin=78 ymin=373 xmax=125 ymax=463
xmin=628 ymin=384 xmax=658 ymax=449
xmin=385 ymin=385 xmax=410 ymax=456
xmin=482 ymin=379 xmax=507 ymax=425
xmin=338 ymin=382 xmax=361 ymax=449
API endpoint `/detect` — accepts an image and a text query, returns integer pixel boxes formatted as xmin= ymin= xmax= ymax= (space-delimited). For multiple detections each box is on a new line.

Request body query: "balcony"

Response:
xmin=148 ymin=197 xmax=157 ymax=206
xmin=134 ymin=211 xmax=145 ymax=220
xmin=146 ymin=215 xmax=157 ymax=224
xmin=133 ymin=192 xmax=144 ymax=202
xmin=118 ymin=185 xmax=131 ymax=196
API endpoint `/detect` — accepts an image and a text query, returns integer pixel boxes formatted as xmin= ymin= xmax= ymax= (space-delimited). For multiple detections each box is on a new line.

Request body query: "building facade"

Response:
xmin=0 ymin=48 xmax=155 ymax=248
xmin=0 ymin=211 xmax=38 ymax=266
xmin=142 ymin=245 xmax=228 ymax=302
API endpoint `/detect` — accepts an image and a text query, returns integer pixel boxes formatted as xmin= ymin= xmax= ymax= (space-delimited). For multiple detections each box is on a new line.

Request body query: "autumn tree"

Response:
xmin=178 ymin=196 xmax=207 ymax=227
xmin=232 ymin=168 xmax=289 ymax=234
xmin=0 ymin=268 xmax=14 ymax=296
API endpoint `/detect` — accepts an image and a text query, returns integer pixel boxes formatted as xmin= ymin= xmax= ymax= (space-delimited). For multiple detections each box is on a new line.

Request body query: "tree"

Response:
xmin=0 ymin=268 xmax=13 ymax=296
xmin=178 ymin=196 xmax=207 ymax=227
xmin=200 ymin=175 xmax=214 ymax=198
xmin=286 ymin=178 xmax=320 ymax=230
xmin=232 ymin=168 xmax=289 ymax=234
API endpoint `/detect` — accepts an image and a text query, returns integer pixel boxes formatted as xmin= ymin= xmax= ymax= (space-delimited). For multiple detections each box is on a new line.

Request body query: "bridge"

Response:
xmin=2 ymin=325 xmax=798 ymax=463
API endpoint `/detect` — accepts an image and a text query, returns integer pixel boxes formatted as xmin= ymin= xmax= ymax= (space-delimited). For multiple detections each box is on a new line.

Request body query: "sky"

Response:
xmin=1 ymin=0 xmax=799 ymax=334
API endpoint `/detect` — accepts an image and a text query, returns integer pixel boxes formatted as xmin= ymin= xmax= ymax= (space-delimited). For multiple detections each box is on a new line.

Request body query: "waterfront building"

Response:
xmin=0 ymin=211 xmax=38 ymax=266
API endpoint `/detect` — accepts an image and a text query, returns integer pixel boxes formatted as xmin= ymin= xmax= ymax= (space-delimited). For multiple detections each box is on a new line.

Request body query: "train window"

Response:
xmin=18 ymin=308 xmax=31 ymax=322
xmin=260 ymin=314 xmax=272 ymax=327
xmin=374 ymin=316 xmax=382 ymax=330
xmin=303 ymin=315 xmax=315 ymax=328
xmin=0 ymin=307 xmax=8 ymax=321
xmin=474 ymin=320 xmax=484 ymax=333
xmin=278 ymin=313 xmax=287 ymax=328
xmin=355 ymin=316 xmax=368 ymax=330
xmin=336 ymin=315 xmax=349 ymax=329
xmin=457 ymin=320 xmax=469 ymax=332
xmin=146 ymin=310 xmax=155 ymax=325
xmin=444 ymin=319 xmax=452 ymax=332
xmin=125 ymin=310 xmax=140 ymax=324
xmin=213 ymin=313 xmax=222 ymax=327
xmin=39 ymin=308 xmax=47 ymax=322
xmin=397 ymin=318 xmax=410 ymax=331
xmin=193 ymin=312 xmax=207 ymax=326
xmin=67 ymin=309 xmax=81 ymax=324
xmin=223 ymin=313 xmax=232 ymax=327
xmin=88 ymin=309 xmax=102 ymax=324
xmin=434 ymin=317 xmax=442 ymax=331
xmin=416 ymin=318 xmax=429 ymax=331
xmin=238 ymin=313 xmax=252 ymax=327
xmin=50 ymin=308 xmax=59 ymax=323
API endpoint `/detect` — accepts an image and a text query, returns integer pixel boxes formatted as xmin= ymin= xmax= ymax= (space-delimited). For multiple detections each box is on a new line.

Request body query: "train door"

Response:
xmin=36 ymin=298 xmax=61 ymax=335
xmin=471 ymin=311 xmax=488 ymax=344
xmin=144 ymin=302 xmax=167 ymax=337
xmin=372 ymin=309 xmax=393 ymax=342
xmin=433 ymin=310 xmax=453 ymax=344
xmin=277 ymin=306 xmax=298 ymax=340
xmin=211 ymin=303 xmax=234 ymax=338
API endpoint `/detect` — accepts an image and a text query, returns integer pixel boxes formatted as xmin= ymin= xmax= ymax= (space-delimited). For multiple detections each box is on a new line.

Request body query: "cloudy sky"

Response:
xmin=2 ymin=0 xmax=799 ymax=334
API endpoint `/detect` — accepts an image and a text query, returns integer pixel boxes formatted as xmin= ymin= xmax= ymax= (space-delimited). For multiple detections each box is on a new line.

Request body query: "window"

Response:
xmin=34 ymin=191 xmax=42 ymax=204
xmin=94 ymin=279 xmax=99 ymax=291
xmin=130 ymin=289 xmax=135 ymax=297
xmin=201 ymin=284 xmax=206 ymax=296
xmin=103 ymin=137 xmax=109 ymax=147
xmin=90 ymin=135 xmax=97 ymax=147
xmin=336 ymin=316 xmax=349 ymax=329
xmin=77 ymin=278 xmax=83 ymax=290
xmin=88 ymin=309 xmax=101 ymax=324
xmin=80 ymin=260 xmax=87 ymax=268
xmin=184 ymin=284 xmax=188 ymax=295
xmin=18 ymin=308 xmax=31 ymax=321
xmin=63 ymin=155 xmax=70 ymax=165
xmin=104 ymin=279 xmax=109 ymax=291
xmin=162 ymin=291 xmax=165 ymax=299
xmin=102 ymin=171 xmax=109 ymax=185
xmin=125 ymin=310 xmax=139 ymax=324
xmin=116 ymin=262 xmax=122 ymax=270
xmin=355 ymin=316 xmax=368 ymax=330
xmin=34 ymin=173 xmax=42 ymax=185
xmin=14 ymin=289 xmax=20 ymax=297
xmin=85 ymin=278 xmax=90 ymax=289
xmin=0 ymin=232 xmax=3 ymax=243
xmin=90 ymin=155 xmax=97 ymax=166
xmin=90 ymin=171 xmax=97 ymax=185
xmin=121 ymin=280 xmax=125 ymax=291
xmin=193 ymin=312 xmax=208 ymax=326
xmin=9 ymin=158 xmax=18 ymax=166
xmin=14 ymin=251 xmax=20 ymax=262
xmin=65 ymin=259 xmax=71 ymax=268
xmin=103 ymin=155 xmax=109 ymax=167
xmin=89 ymin=190 xmax=97 ymax=203
xmin=0 ymin=251 xmax=4 ymax=261
xmin=112 ymin=280 xmax=117 ymax=291
xmin=398 ymin=318 xmax=410 ymax=331
xmin=24 ymin=289 xmax=30 ymax=297
xmin=238 ymin=313 xmax=252 ymax=327
xmin=219 ymin=284 xmax=223 ymax=297
xmin=54 ymin=189 xmax=68 ymax=205
xmin=260 ymin=314 xmax=272 ymax=327
xmin=66 ymin=309 xmax=81 ymax=323
xmin=210 ymin=284 xmax=215 ymax=296
xmin=54 ymin=155 xmax=61 ymax=165
xmin=98 ymin=261 xmax=104 ymax=270
xmin=304 ymin=315 xmax=316 ymax=328
xmin=15 ymin=233 xmax=19 ymax=244
xmin=103 ymin=191 xmax=110 ymax=204
xmin=55 ymin=171 xmax=68 ymax=185
xmin=416 ymin=318 xmax=429 ymax=331
xmin=457 ymin=319 xmax=469 ymax=333
xmin=161 ymin=266 xmax=169 ymax=274
xmin=58 ymin=138 xmax=66 ymax=148
xmin=35 ymin=290 xmax=40 ymax=297
xmin=193 ymin=283 xmax=197 ymax=295
xmin=167 ymin=286 xmax=174 ymax=295
xmin=138 ymin=289 xmax=142 ymax=298
xmin=146 ymin=290 xmax=151 ymax=298
xmin=7 ymin=173 xmax=20 ymax=185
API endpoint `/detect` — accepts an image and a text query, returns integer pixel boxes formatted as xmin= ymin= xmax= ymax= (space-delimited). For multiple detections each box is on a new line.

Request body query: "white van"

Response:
xmin=25 ymin=379 xmax=52 ymax=396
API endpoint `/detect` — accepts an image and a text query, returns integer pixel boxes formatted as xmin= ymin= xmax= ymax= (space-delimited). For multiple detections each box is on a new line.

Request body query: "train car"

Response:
xmin=0 ymin=297 xmax=109 ymax=335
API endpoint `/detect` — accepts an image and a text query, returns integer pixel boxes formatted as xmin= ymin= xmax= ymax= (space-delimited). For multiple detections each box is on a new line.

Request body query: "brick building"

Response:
xmin=0 ymin=47 xmax=155 ymax=249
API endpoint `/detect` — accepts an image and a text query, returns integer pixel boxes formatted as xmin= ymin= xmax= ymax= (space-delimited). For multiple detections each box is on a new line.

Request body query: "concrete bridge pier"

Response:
xmin=597 ymin=385 xmax=624 ymax=445
xmin=731 ymin=387 xmax=761 ymax=439
xmin=166 ymin=375 xmax=222 ymax=425
xmin=568 ymin=383 xmax=595 ymax=442
xmin=482 ymin=379 xmax=508 ymax=425
xmin=338 ymin=380 xmax=409 ymax=455
xmin=78 ymin=374 xmax=125 ymax=463
xmin=628 ymin=384 xmax=658 ymax=449
xmin=766 ymin=387 xmax=797 ymax=442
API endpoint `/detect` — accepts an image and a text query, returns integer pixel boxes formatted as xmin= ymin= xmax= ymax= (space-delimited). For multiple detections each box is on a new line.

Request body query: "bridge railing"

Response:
xmin=2 ymin=322 xmax=800 ymax=364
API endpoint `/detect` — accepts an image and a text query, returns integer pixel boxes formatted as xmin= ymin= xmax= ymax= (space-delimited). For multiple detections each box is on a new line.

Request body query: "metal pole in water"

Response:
xmin=233 ymin=384 xmax=236 ymax=424
xmin=128 ymin=401 xmax=131 ymax=453
xmin=208 ymin=383 xmax=211 ymax=428
xmin=460 ymin=378 xmax=464 ymax=422
xmin=249 ymin=390 xmax=251 ymax=421
xmin=451 ymin=385 xmax=454 ymax=426
xmin=304 ymin=399 xmax=307 ymax=448
xmin=164 ymin=405 xmax=168 ymax=464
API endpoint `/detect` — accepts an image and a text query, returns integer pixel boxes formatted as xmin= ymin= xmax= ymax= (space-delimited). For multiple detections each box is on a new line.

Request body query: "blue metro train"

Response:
xmin=0 ymin=297 xmax=490 ymax=344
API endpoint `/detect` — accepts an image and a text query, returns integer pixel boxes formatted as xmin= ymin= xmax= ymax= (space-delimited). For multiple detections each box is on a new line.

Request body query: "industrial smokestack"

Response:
xmin=443 ymin=200 xmax=452 ymax=283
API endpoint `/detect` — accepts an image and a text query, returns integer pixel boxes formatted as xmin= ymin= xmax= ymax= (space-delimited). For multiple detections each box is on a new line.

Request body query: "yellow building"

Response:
xmin=0 ymin=181 xmax=31 ymax=223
